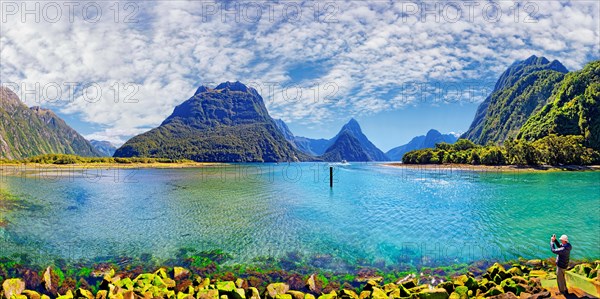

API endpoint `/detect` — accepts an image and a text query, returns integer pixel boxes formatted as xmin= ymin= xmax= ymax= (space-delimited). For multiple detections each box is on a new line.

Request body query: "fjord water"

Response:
xmin=1 ymin=164 xmax=599 ymax=268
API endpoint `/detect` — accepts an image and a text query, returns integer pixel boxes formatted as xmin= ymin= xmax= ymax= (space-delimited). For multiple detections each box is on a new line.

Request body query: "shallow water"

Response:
xmin=0 ymin=163 xmax=598 ymax=268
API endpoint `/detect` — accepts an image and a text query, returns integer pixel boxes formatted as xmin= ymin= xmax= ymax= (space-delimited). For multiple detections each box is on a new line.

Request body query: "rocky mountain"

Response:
xmin=0 ymin=87 xmax=101 ymax=160
xmin=320 ymin=119 xmax=388 ymax=162
xmin=518 ymin=60 xmax=600 ymax=149
xmin=320 ymin=130 xmax=371 ymax=162
xmin=462 ymin=55 xmax=569 ymax=145
xmin=386 ymin=129 xmax=458 ymax=161
xmin=113 ymin=82 xmax=309 ymax=162
xmin=90 ymin=140 xmax=118 ymax=157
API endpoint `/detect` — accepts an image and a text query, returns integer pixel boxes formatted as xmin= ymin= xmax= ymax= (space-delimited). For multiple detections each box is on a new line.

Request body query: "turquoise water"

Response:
xmin=0 ymin=163 xmax=599 ymax=268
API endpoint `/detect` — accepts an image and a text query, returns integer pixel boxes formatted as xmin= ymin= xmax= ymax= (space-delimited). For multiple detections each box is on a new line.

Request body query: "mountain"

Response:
xmin=386 ymin=129 xmax=458 ymax=161
xmin=320 ymin=119 xmax=388 ymax=162
xmin=90 ymin=140 xmax=118 ymax=157
xmin=320 ymin=130 xmax=371 ymax=162
xmin=0 ymin=87 xmax=101 ymax=160
xmin=518 ymin=60 xmax=600 ymax=149
xmin=462 ymin=55 xmax=569 ymax=145
xmin=274 ymin=119 xmax=332 ymax=156
xmin=113 ymin=82 xmax=308 ymax=162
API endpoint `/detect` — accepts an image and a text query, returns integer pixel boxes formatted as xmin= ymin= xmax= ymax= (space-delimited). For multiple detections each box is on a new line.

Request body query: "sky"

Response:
xmin=1 ymin=0 xmax=599 ymax=151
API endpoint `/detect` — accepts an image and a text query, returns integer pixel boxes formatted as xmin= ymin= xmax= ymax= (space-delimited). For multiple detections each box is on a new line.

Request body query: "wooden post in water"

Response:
xmin=329 ymin=166 xmax=333 ymax=188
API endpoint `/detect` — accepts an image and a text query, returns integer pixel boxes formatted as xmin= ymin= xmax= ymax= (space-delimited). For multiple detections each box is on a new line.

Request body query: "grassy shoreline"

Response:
xmin=383 ymin=163 xmax=600 ymax=173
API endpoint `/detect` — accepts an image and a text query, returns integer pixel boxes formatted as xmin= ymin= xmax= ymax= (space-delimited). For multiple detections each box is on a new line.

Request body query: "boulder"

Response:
xmin=453 ymin=286 xmax=468 ymax=299
xmin=453 ymin=275 xmax=478 ymax=291
xmin=233 ymin=288 xmax=246 ymax=299
xmin=369 ymin=288 xmax=387 ymax=299
xmin=488 ymin=292 xmax=518 ymax=299
xmin=507 ymin=267 xmax=523 ymax=276
xmin=287 ymin=291 xmax=306 ymax=299
xmin=217 ymin=282 xmax=237 ymax=293
xmin=383 ymin=283 xmax=398 ymax=293
xmin=525 ymin=260 xmax=543 ymax=269
xmin=437 ymin=281 xmax=454 ymax=294
xmin=483 ymin=286 xmax=504 ymax=297
xmin=265 ymin=283 xmax=290 ymax=299
xmin=305 ymin=294 xmax=316 ymax=299
xmin=317 ymin=291 xmax=336 ymax=299
xmin=276 ymin=295 xmax=293 ymax=299
xmin=416 ymin=288 xmax=449 ymax=299
xmin=2 ymin=278 xmax=26 ymax=299
xmin=22 ymin=290 xmax=41 ymax=299
xmin=306 ymin=275 xmax=317 ymax=293
xmin=75 ymin=288 xmax=94 ymax=299
xmin=526 ymin=271 xmax=547 ymax=279
xmin=198 ymin=289 xmax=220 ymax=299
xmin=338 ymin=290 xmax=359 ymax=299
xmin=358 ymin=291 xmax=370 ymax=299
xmin=56 ymin=290 xmax=73 ymax=299
xmin=362 ymin=279 xmax=381 ymax=292
xmin=518 ymin=292 xmax=532 ymax=299
xmin=174 ymin=267 xmax=191 ymax=280
xmin=42 ymin=267 xmax=57 ymax=295
xmin=95 ymin=290 xmax=108 ymax=299
xmin=246 ymin=288 xmax=260 ymax=299
xmin=529 ymin=291 xmax=550 ymax=299
xmin=487 ymin=263 xmax=506 ymax=278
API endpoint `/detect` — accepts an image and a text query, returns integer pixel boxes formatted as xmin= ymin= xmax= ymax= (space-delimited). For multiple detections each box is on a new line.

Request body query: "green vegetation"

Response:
xmin=114 ymin=83 xmax=309 ymax=162
xmin=0 ymin=87 xmax=101 ymax=160
xmin=0 ymin=154 xmax=193 ymax=165
xmin=462 ymin=55 xmax=569 ymax=145
xmin=402 ymin=135 xmax=599 ymax=166
xmin=519 ymin=60 xmax=600 ymax=150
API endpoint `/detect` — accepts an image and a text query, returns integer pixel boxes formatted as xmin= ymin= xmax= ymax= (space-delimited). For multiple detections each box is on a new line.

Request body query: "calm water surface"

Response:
xmin=0 ymin=163 xmax=598 ymax=268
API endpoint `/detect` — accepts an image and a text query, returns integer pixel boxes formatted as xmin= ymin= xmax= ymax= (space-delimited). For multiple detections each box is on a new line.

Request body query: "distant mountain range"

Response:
xmin=114 ymin=82 xmax=308 ymax=162
xmin=275 ymin=118 xmax=388 ymax=162
xmin=0 ymin=87 xmax=101 ymax=160
xmin=386 ymin=129 xmax=459 ymax=161
xmin=90 ymin=140 xmax=117 ymax=157
xmin=462 ymin=55 xmax=569 ymax=145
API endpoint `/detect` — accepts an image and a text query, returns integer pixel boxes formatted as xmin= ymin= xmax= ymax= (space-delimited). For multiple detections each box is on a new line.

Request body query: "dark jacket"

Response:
xmin=551 ymin=240 xmax=571 ymax=269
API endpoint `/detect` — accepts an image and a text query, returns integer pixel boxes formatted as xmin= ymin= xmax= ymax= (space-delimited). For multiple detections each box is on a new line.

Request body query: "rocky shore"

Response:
xmin=1 ymin=260 xmax=599 ymax=299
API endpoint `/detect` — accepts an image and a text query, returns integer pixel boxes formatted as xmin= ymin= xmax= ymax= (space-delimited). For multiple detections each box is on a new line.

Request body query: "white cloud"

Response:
xmin=1 ymin=0 xmax=598 ymax=143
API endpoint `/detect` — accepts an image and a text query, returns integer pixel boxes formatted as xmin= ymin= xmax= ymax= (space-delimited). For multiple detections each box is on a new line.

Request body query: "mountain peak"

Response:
xmin=522 ymin=55 xmax=549 ymax=66
xmin=425 ymin=129 xmax=442 ymax=136
xmin=342 ymin=118 xmax=361 ymax=132
xmin=215 ymin=81 xmax=251 ymax=93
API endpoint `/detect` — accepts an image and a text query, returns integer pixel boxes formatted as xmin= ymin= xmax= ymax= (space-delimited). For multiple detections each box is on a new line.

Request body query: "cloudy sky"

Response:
xmin=1 ymin=0 xmax=599 ymax=151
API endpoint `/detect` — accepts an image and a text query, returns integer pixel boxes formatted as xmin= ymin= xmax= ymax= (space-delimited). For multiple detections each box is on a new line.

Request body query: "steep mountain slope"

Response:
xmin=462 ymin=55 xmax=568 ymax=144
xmin=320 ymin=130 xmax=371 ymax=162
xmin=518 ymin=60 xmax=600 ymax=149
xmin=386 ymin=129 xmax=458 ymax=161
xmin=90 ymin=140 xmax=118 ymax=157
xmin=114 ymin=82 xmax=308 ymax=162
xmin=0 ymin=87 xmax=100 ymax=160
xmin=320 ymin=119 xmax=388 ymax=162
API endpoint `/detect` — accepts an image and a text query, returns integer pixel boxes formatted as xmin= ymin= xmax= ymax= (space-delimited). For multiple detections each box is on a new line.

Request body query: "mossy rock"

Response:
xmin=483 ymin=286 xmax=504 ymax=297
xmin=358 ymin=291 xmax=370 ymax=299
xmin=179 ymin=292 xmax=195 ymax=299
xmin=74 ymin=288 xmax=94 ymax=299
xmin=400 ymin=280 xmax=417 ymax=290
xmin=22 ymin=290 xmax=41 ymax=299
xmin=437 ymin=281 xmax=454 ymax=294
xmin=526 ymin=271 xmax=547 ymax=279
xmin=305 ymin=294 xmax=316 ymax=299
xmin=339 ymin=290 xmax=359 ymax=299
xmin=56 ymin=290 xmax=74 ymax=299
xmin=246 ymin=288 xmax=260 ymax=299
xmin=265 ymin=283 xmax=290 ymax=299
xmin=277 ymin=295 xmax=293 ymax=299
xmin=287 ymin=291 xmax=306 ymax=299
xmin=198 ymin=289 xmax=220 ymax=299
xmin=95 ymin=290 xmax=108 ymax=299
xmin=174 ymin=267 xmax=191 ymax=280
xmin=317 ymin=291 xmax=337 ymax=299
xmin=453 ymin=275 xmax=478 ymax=291
xmin=217 ymin=282 xmax=237 ymax=293
xmin=370 ymin=287 xmax=387 ymax=299
xmin=416 ymin=288 xmax=449 ymax=299
xmin=233 ymin=289 xmax=246 ymax=299
xmin=453 ymin=286 xmax=468 ymax=299
xmin=383 ymin=283 xmax=399 ymax=293
xmin=507 ymin=267 xmax=522 ymax=277
xmin=487 ymin=263 xmax=506 ymax=278
xmin=3 ymin=278 xmax=26 ymax=299
xmin=448 ymin=293 xmax=460 ymax=299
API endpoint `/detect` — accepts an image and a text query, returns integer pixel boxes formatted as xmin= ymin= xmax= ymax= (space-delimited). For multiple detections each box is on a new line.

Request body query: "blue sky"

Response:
xmin=1 ymin=0 xmax=599 ymax=151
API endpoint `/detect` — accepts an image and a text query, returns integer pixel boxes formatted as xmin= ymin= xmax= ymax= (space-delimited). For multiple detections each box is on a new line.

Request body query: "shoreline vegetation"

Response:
xmin=384 ymin=163 xmax=600 ymax=173
xmin=0 ymin=257 xmax=599 ymax=299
